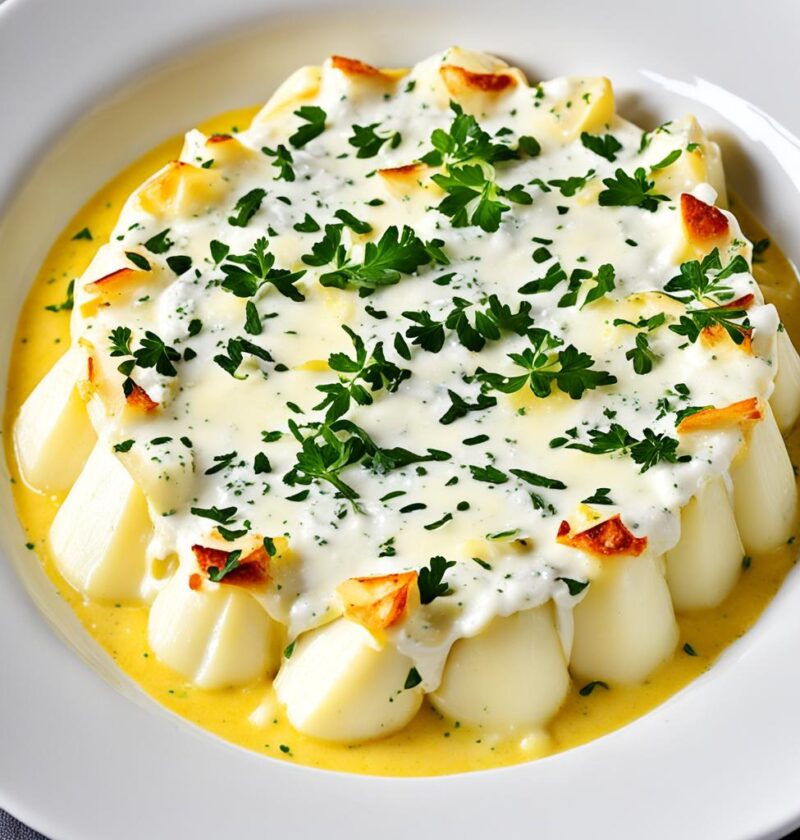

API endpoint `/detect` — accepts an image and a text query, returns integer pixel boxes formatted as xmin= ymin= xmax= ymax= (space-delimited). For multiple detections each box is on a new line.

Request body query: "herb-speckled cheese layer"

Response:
xmin=17 ymin=48 xmax=800 ymax=743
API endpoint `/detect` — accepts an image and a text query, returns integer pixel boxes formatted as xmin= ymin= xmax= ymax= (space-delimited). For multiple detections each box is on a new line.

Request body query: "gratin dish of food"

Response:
xmin=7 ymin=46 xmax=800 ymax=776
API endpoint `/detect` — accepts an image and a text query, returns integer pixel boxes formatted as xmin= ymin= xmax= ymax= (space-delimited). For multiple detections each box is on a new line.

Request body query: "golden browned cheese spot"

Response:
xmin=439 ymin=64 xmax=516 ymax=94
xmin=191 ymin=544 xmax=270 ymax=587
xmin=722 ymin=293 xmax=755 ymax=310
xmin=378 ymin=163 xmax=425 ymax=179
xmin=557 ymin=514 xmax=648 ymax=557
xmin=125 ymin=383 xmax=159 ymax=412
xmin=676 ymin=397 xmax=763 ymax=434
xmin=86 ymin=267 xmax=138 ymax=293
xmin=681 ymin=193 xmax=729 ymax=242
xmin=331 ymin=55 xmax=387 ymax=79
xmin=337 ymin=571 xmax=418 ymax=633
xmin=206 ymin=133 xmax=233 ymax=144
xmin=700 ymin=323 xmax=753 ymax=353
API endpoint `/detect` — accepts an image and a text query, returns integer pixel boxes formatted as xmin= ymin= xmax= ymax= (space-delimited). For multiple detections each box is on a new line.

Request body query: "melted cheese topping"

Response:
xmin=5 ymin=50 xmax=800 ymax=774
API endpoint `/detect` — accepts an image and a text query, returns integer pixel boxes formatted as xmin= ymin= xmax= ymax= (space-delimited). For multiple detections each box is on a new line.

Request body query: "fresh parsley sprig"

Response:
xmin=663 ymin=248 xmax=749 ymax=305
xmin=261 ymin=144 xmax=295 ymax=182
xmin=417 ymin=555 xmax=456 ymax=604
xmin=314 ymin=326 xmax=411 ymax=421
xmin=301 ymin=224 xmax=447 ymax=293
xmin=598 ymin=167 xmax=669 ymax=212
xmin=477 ymin=328 xmax=617 ymax=400
xmin=348 ymin=123 xmax=402 ymax=158
xmin=613 ymin=313 xmax=666 ymax=375
xmin=419 ymin=101 xmax=533 ymax=168
xmin=558 ymin=423 xmax=688 ymax=473
xmin=432 ymin=164 xmax=531 ymax=233
xmin=220 ymin=238 xmax=306 ymax=302
xmin=289 ymin=106 xmax=327 ymax=148
xmin=580 ymin=132 xmax=622 ymax=162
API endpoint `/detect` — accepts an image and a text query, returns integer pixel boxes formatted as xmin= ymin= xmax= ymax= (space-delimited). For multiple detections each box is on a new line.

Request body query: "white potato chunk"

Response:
xmin=570 ymin=554 xmax=679 ymax=684
xmin=14 ymin=348 xmax=96 ymax=493
xmin=665 ymin=476 xmax=744 ymax=611
xmin=274 ymin=619 xmax=423 ymax=742
xmin=148 ymin=572 xmax=281 ymax=689
xmin=430 ymin=604 xmax=569 ymax=731
xmin=49 ymin=442 xmax=150 ymax=602
xmin=731 ymin=404 xmax=797 ymax=554
xmin=770 ymin=328 xmax=800 ymax=433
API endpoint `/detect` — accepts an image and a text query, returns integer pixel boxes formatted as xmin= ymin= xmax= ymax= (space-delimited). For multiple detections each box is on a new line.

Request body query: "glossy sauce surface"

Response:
xmin=4 ymin=106 xmax=798 ymax=776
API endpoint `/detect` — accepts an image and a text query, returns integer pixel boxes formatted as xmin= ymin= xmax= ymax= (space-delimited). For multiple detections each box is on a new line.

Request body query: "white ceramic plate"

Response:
xmin=2 ymin=1 xmax=800 ymax=837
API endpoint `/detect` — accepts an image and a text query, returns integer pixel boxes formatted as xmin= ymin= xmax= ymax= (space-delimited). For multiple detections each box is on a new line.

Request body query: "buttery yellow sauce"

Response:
xmin=4 ymin=107 xmax=798 ymax=776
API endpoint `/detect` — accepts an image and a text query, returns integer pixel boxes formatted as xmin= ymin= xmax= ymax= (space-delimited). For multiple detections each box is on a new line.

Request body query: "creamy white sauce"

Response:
xmin=70 ymin=50 xmax=778 ymax=688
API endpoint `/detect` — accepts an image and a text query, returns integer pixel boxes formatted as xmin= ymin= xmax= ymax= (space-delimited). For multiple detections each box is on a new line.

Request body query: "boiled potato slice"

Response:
xmin=14 ymin=347 xmax=95 ymax=493
xmin=650 ymin=115 xmax=727 ymax=205
xmin=148 ymin=572 xmax=281 ymax=689
xmin=771 ymin=328 xmax=800 ymax=433
xmin=545 ymin=77 xmax=614 ymax=142
xmin=570 ymin=554 xmax=678 ymax=684
xmin=274 ymin=618 xmax=423 ymax=742
xmin=49 ymin=441 xmax=150 ymax=602
xmin=430 ymin=604 xmax=569 ymax=731
xmin=731 ymin=403 xmax=797 ymax=553
xmin=665 ymin=476 xmax=744 ymax=611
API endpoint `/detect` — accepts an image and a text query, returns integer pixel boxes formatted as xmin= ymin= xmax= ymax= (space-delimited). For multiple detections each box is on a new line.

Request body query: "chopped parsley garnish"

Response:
xmin=404 ymin=667 xmax=423 ymax=689
xmin=562 ymin=424 xmax=688 ymax=473
xmin=334 ymin=209 xmax=372 ymax=234
xmin=113 ymin=439 xmax=135 ymax=453
xmin=580 ymin=131 xmax=622 ymax=161
xmin=581 ymin=263 xmax=616 ymax=308
xmin=220 ymin=238 xmax=306 ymax=302
xmin=651 ymin=149 xmax=681 ymax=170
xmin=293 ymin=213 xmax=321 ymax=233
xmin=204 ymin=451 xmax=238 ymax=476
xmin=439 ymin=389 xmax=497 ymax=425
xmin=228 ymin=188 xmax=267 ymax=227
xmin=190 ymin=505 xmax=238 ymax=525
xmin=477 ymin=328 xmax=617 ymax=400
xmin=166 ymin=255 xmax=192 ymax=275
xmin=469 ymin=464 xmax=508 ymax=484
xmin=214 ymin=336 xmax=273 ymax=378
xmin=314 ymin=326 xmax=410 ymax=421
xmin=548 ymin=169 xmax=595 ymax=197
xmin=669 ymin=306 xmax=750 ymax=345
xmin=417 ymin=555 xmax=456 ymax=604
xmin=206 ymin=549 xmax=242 ymax=582
xmin=598 ymin=167 xmax=669 ymax=212
xmin=125 ymin=251 xmax=151 ymax=271
xmin=420 ymin=101 xmax=521 ymax=168
xmin=244 ymin=300 xmax=262 ymax=335
xmin=289 ymin=105 xmax=327 ymax=148
xmin=663 ymin=248 xmax=748 ymax=305
xmin=348 ymin=123 xmax=401 ymax=158
xmin=403 ymin=294 xmax=533 ymax=355
xmin=582 ymin=487 xmax=613 ymax=505
xmin=509 ymin=468 xmax=566 ymax=490
xmin=261 ymin=144 xmax=295 ymax=181
xmin=72 ymin=227 xmax=92 ymax=241
xmin=210 ymin=239 xmax=230 ymax=264
xmin=432 ymin=164 xmax=531 ymax=233
xmin=143 ymin=229 xmax=173 ymax=254
xmin=557 ymin=577 xmax=590 ymax=596
xmin=302 ymin=224 xmax=446 ymax=292
xmin=108 ymin=327 xmax=180 ymax=388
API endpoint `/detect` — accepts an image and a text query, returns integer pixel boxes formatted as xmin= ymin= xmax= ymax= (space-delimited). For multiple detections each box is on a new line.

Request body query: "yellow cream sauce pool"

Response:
xmin=4 ymin=107 xmax=798 ymax=776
